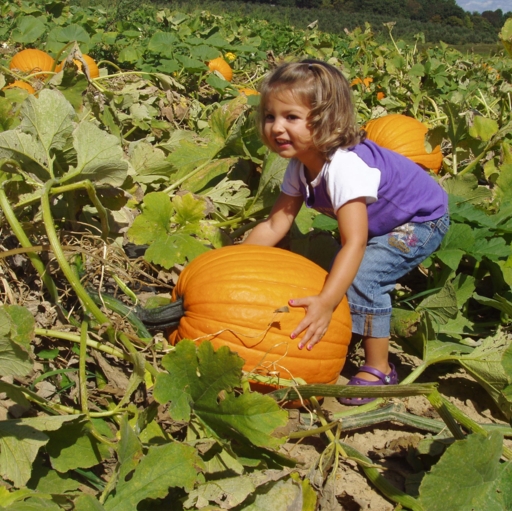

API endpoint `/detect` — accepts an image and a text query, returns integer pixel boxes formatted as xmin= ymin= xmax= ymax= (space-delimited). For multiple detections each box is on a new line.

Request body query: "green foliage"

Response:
xmin=418 ymin=432 xmax=512 ymax=510
xmin=1 ymin=1 xmax=512 ymax=509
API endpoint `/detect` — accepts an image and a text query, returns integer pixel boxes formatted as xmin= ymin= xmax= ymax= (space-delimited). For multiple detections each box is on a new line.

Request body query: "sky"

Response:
xmin=455 ymin=0 xmax=512 ymax=13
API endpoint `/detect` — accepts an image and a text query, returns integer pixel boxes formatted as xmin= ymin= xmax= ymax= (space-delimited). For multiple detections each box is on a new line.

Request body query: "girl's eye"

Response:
xmin=265 ymin=114 xmax=275 ymax=121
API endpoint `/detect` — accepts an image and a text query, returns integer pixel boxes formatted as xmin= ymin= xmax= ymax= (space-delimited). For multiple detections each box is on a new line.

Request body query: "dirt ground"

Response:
xmin=278 ymin=343 xmax=512 ymax=510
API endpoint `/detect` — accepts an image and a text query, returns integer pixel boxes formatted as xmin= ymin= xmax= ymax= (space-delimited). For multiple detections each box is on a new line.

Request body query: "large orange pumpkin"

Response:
xmin=9 ymin=49 xmax=55 ymax=77
xmin=364 ymin=114 xmax=443 ymax=173
xmin=208 ymin=57 xmax=233 ymax=82
xmin=168 ymin=245 xmax=352 ymax=387
xmin=55 ymin=54 xmax=100 ymax=79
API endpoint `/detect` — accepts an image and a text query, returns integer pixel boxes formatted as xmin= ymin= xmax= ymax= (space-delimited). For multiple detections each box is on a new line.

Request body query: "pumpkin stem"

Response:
xmin=135 ymin=299 xmax=185 ymax=330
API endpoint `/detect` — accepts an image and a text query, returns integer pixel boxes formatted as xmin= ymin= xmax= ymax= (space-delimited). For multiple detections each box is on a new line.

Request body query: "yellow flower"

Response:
xmin=225 ymin=52 xmax=236 ymax=62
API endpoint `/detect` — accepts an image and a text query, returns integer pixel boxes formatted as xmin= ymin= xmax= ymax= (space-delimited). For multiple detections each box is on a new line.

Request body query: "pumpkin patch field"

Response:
xmin=1 ymin=0 xmax=512 ymax=509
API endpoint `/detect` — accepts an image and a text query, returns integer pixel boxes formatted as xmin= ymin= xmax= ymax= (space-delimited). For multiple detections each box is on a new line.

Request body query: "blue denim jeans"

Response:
xmin=347 ymin=212 xmax=450 ymax=338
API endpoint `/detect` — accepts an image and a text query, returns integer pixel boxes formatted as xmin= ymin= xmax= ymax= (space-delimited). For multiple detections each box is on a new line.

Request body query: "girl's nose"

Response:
xmin=271 ymin=117 xmax=285 ymax=134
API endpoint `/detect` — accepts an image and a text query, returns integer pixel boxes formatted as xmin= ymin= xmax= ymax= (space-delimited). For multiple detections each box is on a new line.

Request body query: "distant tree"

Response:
xmin=481 ymin=9 xmax=503 ymax=28
xmin=446 ymin=15 xmax=463 ymax=26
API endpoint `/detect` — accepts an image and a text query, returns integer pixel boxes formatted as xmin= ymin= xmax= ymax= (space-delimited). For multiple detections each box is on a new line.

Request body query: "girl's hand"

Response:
xmin=288 ymin=296 xmax=334 ymax=350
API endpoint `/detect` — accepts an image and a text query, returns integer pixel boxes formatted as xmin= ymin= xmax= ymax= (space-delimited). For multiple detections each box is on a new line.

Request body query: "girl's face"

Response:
xmin=263 ymin=90 xmax=325 ymax=174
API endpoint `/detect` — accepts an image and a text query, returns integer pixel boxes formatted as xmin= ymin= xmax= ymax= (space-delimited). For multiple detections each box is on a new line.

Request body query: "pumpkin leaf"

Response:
xmin=246 ymin=151 xmax=288 ymax=216
xmin=20 ymin=90 xmax=76 ymax=154
xmin=147 ymin=31 xmax=179 ymax=54
xmin=128 ymin=142 xmax=174 ymax=176
xmin=103 ymin=443 xmax=201 ymax=511
xmin=0 ymin=415 xmax=80 ymax=488
xmin=202 ymin=177 xmax=251 ymax=216
xmin=144 ymin=229 xmax=210 ymax=268
xmin=173 ymin=192 xmax=206 ymax=224
xmin=166 ymin=139 xmax=223 ymax=180
xmin=0 ymin=305 xmax=34 ymax=378
xmin=455 ymin=331 xmax=512 ymax=419
xmin=209 ymin=95 xmax=247 ymax=143
xmin=417 ymin=280 xmax=458 ymax=325
xmin=0 ymin=130 xmax=49 ymax=180
xmin=183 ymin=471 xmax=298 ymax=509
xmin=127 ymin=192 xmax=211 ymax=267
xmin=469 ymin=116 xmax=499 ymax=143
xmin=418 ymin=432 xmax=512 ymax=511
xmin=10 ymin=16 xmax=47 ymax=44
xmin=70 ymin=121 xmax=128 ymax=186
xmin=127 ymin=192 xmax=173 ymax=245
xmin=154 ymin=340 xmax=288 ymax=448
xmin=45 ymin=418 xmax=112 ymax=472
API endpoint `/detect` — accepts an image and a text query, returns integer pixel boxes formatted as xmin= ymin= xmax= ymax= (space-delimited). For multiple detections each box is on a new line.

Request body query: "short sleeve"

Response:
xmin=281 ymin=159 xmax=303 ymax=197
xmin=324 ymin=150 xmax=381 ymax=212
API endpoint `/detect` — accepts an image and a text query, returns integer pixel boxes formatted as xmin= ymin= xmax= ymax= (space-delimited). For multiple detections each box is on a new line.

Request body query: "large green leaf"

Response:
xmin=0 ymin=415 xmax=79 ymax=488
xmin=183 ymin=471 xmax=298 ymax=509
xmin=127 ymin=192 xmax=211 ymax=267
xmin=202 ymin=176 xmax=251 ymax=216
xmin=144 ymin=229 xmax=211 ymax=268
xmin=128 ymin=141 xmax=174 ymax=176
xmin=0 ymin=305 xmax=34 ymax=377
xmin=104 ymin=442 xmax=201 ymax=511
xmin=0 ymin=131 xmax=49 ymax=180
xmin=499 ymin=18 xmax=512 ymax=57
xmin=71 ymin=121 xmax=128 ymax=186
xmin=246 ymin=151 xmax=288 ymax=216
xmin=154 ymin=340 xmax=288 ymax=449
xmin=419 ymin=432 xmax=512 ymax=511
xmin=166 ymin=139 xmax=222 ymax=180
xmin=127 ymin=191 xmax=172 ymax=245
xmin=45 ymin=418 xmax=111 ymax=473
xmin=417 ymin=281 xmax=458 ymax=325
xmin=147 ymin=31 xmax=178 ymax=54
xmin=468 ymin=116 xmax=499 ymax=143
xmin=11 ymin=15 xmax=46 ymax=43
xmin=209 ymin=95 xmax=247 ymax=143
xmin=456 ymin=330 xmax=512 ymax=420
xmin=20 ymin=89 xmax=76 ymax=154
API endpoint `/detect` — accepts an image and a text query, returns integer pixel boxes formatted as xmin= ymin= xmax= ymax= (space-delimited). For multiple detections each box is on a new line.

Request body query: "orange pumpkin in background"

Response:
xmin=9 ymin=48 xmax=55 ymax=77
xmin=167 ymin=245 xmax=352 ymax=388
xmin=208 ymin=57 xmax=233 ymax=82
xmin=2 ymin=80 xmax=35 ymax=94
xmin=364 ymin=114 xmax=443 ymax=173
xmin=351 ymin=76 xmax=373 ymax=89
xmin=55 ymin=54 xmax=100 ymax=79
xmin=239 ymin=87 xmax=259 ymax=96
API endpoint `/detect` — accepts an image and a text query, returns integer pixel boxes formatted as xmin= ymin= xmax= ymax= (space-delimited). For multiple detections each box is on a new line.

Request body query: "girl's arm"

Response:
xmin=289 ymin=197 xmax=368 ymax=349
xmin=243 ymin=192 xmax=304 ymax=246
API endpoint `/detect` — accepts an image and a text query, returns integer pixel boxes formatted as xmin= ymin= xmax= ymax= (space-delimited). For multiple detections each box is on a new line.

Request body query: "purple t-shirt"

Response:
xmin=281 ymin=139 xmax=448 ymax=238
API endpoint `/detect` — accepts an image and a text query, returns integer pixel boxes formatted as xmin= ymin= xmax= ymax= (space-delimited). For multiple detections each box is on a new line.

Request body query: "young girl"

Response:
xmin=242 ymin=59 xmax=449 ymax=404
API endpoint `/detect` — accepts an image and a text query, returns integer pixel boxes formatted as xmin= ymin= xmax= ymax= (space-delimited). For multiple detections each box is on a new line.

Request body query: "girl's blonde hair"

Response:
xmin=258 ymin=59 xmax=363 ymax=158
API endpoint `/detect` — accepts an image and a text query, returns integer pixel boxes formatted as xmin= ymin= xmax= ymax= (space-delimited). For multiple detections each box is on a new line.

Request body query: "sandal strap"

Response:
xmin=359 ymin=363 xmax=396 ymax=384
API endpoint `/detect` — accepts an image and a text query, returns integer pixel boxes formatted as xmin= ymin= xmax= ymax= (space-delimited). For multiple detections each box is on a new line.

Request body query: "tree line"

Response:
xmin=168 ymin=0 xmax=511 ymax=45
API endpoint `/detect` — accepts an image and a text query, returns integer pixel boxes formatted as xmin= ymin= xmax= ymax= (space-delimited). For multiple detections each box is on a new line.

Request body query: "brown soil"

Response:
xmin=277 ymin=343 xmax=512 ymax=510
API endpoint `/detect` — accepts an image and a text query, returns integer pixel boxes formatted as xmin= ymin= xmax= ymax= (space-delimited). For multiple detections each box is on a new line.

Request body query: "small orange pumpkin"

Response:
xmin=208 ymin=57 xmax=233 ymax=82
xmin=55 ymin=54 xmax=100 ymax=79
xmin=351 ymin=76 xmax=373 ymax=89
xmin=2 ymin=80 xmax=35 ymax=94
xmin=168 ymin=245 xmax=352 ymax=388
xmin=364 ymin=114 xmax=443 ymax=173
xmin=239 ymin=87 xmax=259 ymax=96
xmin=9 ymin=49 xmax=55 ymax=77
